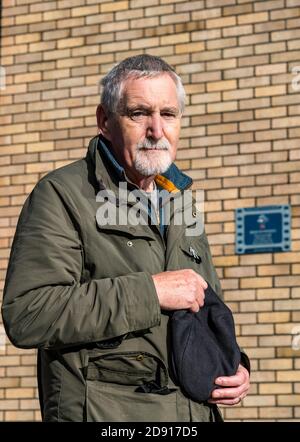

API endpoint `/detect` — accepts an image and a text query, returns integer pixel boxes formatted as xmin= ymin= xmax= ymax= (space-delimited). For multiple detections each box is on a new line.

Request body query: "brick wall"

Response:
xmin=0 ymin=0 xmax=300 ymax=421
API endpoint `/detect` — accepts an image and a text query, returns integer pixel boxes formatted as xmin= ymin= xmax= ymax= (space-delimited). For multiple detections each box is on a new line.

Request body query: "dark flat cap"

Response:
xmin=170 ymin=283 xmax=241 ymax=403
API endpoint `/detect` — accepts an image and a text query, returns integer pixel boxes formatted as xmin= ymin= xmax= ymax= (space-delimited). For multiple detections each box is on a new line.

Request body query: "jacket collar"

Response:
xmin=87 ymin=135 xmax=193 ymax=193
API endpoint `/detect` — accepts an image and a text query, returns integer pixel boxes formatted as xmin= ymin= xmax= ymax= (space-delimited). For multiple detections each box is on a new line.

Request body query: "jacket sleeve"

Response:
xmin=1 ymin=178 xmax=161 ymax=350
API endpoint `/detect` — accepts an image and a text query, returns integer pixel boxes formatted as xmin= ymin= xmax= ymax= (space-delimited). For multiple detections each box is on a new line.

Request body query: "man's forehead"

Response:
xmin=121 ymin=74 xmax=179 ymax=106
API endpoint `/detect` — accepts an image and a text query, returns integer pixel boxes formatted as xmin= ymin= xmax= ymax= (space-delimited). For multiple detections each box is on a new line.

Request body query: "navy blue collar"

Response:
xmin=98 ymin=136 xmax=125 ymax=180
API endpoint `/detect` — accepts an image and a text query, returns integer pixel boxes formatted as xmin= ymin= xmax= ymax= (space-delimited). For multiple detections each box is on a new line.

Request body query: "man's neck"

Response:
xmin=123 ymin=167 xmax=156 ymax=192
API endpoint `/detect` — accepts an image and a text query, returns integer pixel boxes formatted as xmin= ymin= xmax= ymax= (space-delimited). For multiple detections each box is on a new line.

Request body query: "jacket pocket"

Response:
xmin=85 ymin=379 xmax=178 ymax=422
xmin=85 ymin=351 xmax=168 ymax=387
xmin=84 ymin=351 xmax=177 ymax=421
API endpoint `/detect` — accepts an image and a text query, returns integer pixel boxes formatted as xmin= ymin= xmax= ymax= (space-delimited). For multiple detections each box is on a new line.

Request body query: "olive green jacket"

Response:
xmin=2 ymin=135 xmax=240 ymax=422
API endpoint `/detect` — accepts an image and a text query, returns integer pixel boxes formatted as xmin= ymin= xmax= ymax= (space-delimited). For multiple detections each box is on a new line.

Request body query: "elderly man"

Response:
xmin=2 ymin=54 xmax=250 ymax=422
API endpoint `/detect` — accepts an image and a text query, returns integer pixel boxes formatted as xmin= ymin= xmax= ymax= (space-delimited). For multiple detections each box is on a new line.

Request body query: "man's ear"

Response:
xmin=96 ymin=104 xmax=112 ymax=140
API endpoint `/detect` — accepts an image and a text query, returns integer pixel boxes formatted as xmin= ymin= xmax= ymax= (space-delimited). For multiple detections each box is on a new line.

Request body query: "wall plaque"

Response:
xmin=235 ymin=205 xmax=291 ymax=254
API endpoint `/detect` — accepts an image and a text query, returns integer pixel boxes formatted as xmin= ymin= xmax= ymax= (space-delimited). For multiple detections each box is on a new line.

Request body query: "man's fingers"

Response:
xmin=208 ymin=397 xmax=242 ymax=406
xmin=211 ymin=386 xmax=245 ymax=400
xmin=189 ymin=302 xmax=200 ymax=313
xmin=195 ymin=289 xmax=205 ymax=308
xmin=215 ymin=365 xmax=248 ymax=387
xmin=196 ymin=274 xmax=208 ymax=290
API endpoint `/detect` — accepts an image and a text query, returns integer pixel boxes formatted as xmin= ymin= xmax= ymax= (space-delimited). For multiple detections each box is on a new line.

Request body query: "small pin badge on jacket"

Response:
xmin=189 ymin=246 xmax=201 ymax=263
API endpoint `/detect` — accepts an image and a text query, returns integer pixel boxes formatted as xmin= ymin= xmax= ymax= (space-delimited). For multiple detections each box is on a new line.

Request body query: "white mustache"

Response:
xmin=137 ymin=138 xmax=170 ymax=151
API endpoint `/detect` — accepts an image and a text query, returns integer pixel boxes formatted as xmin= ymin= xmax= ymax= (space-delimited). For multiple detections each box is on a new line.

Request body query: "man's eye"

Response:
xmin=161 ymin=112 xmax=176 ymax=119
xmin=130 ymin=110 xmax=147 ymax=120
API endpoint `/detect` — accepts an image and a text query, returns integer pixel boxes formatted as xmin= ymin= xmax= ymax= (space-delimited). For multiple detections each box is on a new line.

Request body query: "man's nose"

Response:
xmin=146 ymin=113 xmax=163 ymax=140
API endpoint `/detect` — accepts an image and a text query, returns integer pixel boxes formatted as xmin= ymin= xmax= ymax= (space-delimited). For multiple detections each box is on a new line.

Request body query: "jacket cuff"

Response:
xmin=123 ymin=271 xmax=161 ymax=332
xmin=240 ymin=351 xmax=251 ymax=374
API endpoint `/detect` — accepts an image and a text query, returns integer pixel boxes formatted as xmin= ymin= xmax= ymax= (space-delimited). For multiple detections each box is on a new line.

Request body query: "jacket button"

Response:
xmin=127 ymin=240 xmax=133 ymax=247
xmin=136 ymin=354 xmax=144 ymax=361
xmin=192 ymin=211 xmax=197 ymax=217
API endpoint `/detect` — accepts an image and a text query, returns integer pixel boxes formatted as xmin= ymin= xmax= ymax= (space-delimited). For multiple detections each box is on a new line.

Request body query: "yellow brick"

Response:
xmin=223 ymin=289 xmax=256 ymax=304
xmin=0 ymin=400 xmax=19 ymax=411
xmin=259 ymin=358 xmax=293 ymax=370
xmin=29 ymin=41 xmax=56 ymax=53
xmin=278 ymin=347 xmax=300 ymax=358
xmin=20 ymin=399 xmax=40 ymax=411
xmin=207 ymin=188 xmax=238 ymax=201
xmin=57 ymin=18 xmax=84 ymax=30
xmin=0 ymin=378 xmax=20 ymax=388
xmin=16 ymin=13 xmax=42 ymax=25
xmin=14 ymin=72 xmax=42 ymax=85
xmin=213 ymin=256 xmax=239 ymax=267
xmin=6 ymin=388 xmax=35 ymax=399
xmin=242 ymin=324 xmax=274 ymax=335
xmin=0 ymin=356 xmax=20 ymax=367
xmin=258 ymin=312 xmax=290 ymax=323
xmin=26 ymin=162 xmax=54 ymax=174
xmin=244 ymin=394 xmax=275 ymax=407
xmin=161 ymin=12 xmax=189 ymax=25
xmin=260 ymin=382 xmax=293 ymax=395
xmin=238 ymin=12 xmax=269 ymax=24
xmin=131 ymin=37 xmax=159 ymax=50
xmin=223 ymin=88 xmax=253 ymax=101
xmin=241 ymin=277 xmax=273 ymax=289
xmin=225 ymin=266 xmax=256 ymax=278
xmin=43 ymin=9 xmax=70 ymax=21
xmin=240 ymin=162 xmax=272 ymax=175
xmin=101 ymin=1 xmax=128 ymax=13
xmin=20 ymin=377 xmax=38 ymax=388
xmin=57 ymin=37 xmax=84 ymax=49
xmin=191 ymin=156 xmax=222 ymax=169
xmin=101 ymin=41 xmax=129 ymax=53
xmin=160 ymin=33 xmax=189 ymax=46
xmin=275 ymin=322 xmax=299 ymax=334
xmin=208 ymin=101 xmax=238 ymax=113
xmin=292 ymin=263 xmax=300 ymax=274
xmin=256 ymin=63 xmax=287 ymax=76
xmin=43 ymin=30 xmax=69 ymax=41
xmin=257 ymin=287 xmax=290 ymax=300
xmin=275 ymin=276 xmax=300 ymax=288
xmin=258 ymin=265 xmax=290 ymax=276
xmin=272 ymin=28 xmax=300 ymax=41
xmin=207 ymin=79 xmax=237 ymax=92
xmin=26 ymin=142 xmax=54 ymax=153
xmin=256 ymin=85 xmax=286 ymax=97
xmin=278 ymin=395 xmax=300 ymax=406
xmin=259 ymin=407 xmax=293 ymax=419
xmin=225 ymin=407 xmax=258 ymax=420
xmin=255 ymin=41 xmax=286 ymax=54
xmin=44 ymin=49 xmax=71 ymax=61
xmin=207 ymin=16 xmax=236 ymax=28
xmin=273 ymin=116 xmax=300 ymax=129
xmin=176 ymin=41 xmax=204 ymax=54
xmin=234 ymin=313 xmax=256 ymax=324
xmin=5 ymin=410 xmax=35 ymax=421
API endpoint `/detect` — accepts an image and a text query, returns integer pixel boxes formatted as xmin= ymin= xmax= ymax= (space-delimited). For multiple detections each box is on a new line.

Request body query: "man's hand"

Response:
xmin=152 ymin=269 xmax=207 ymax=313
xmin=208 ymin=364 xmax=250 ymax=406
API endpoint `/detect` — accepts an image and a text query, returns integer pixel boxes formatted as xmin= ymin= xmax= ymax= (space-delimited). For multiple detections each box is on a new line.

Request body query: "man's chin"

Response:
xmin=133 ymin=150 xmax=173 ymax=176
xmin=135 ymin=163 xmax=172 ymax=177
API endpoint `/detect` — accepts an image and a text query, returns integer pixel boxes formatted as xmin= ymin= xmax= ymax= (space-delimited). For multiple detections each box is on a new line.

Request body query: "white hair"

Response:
xmin=100 ymin=54 xmax=186 ymax=116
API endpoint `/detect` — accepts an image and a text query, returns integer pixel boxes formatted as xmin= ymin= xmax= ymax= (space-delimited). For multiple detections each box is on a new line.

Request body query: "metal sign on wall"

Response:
xmin=235 ymin=205 xmax=291 ymax=254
